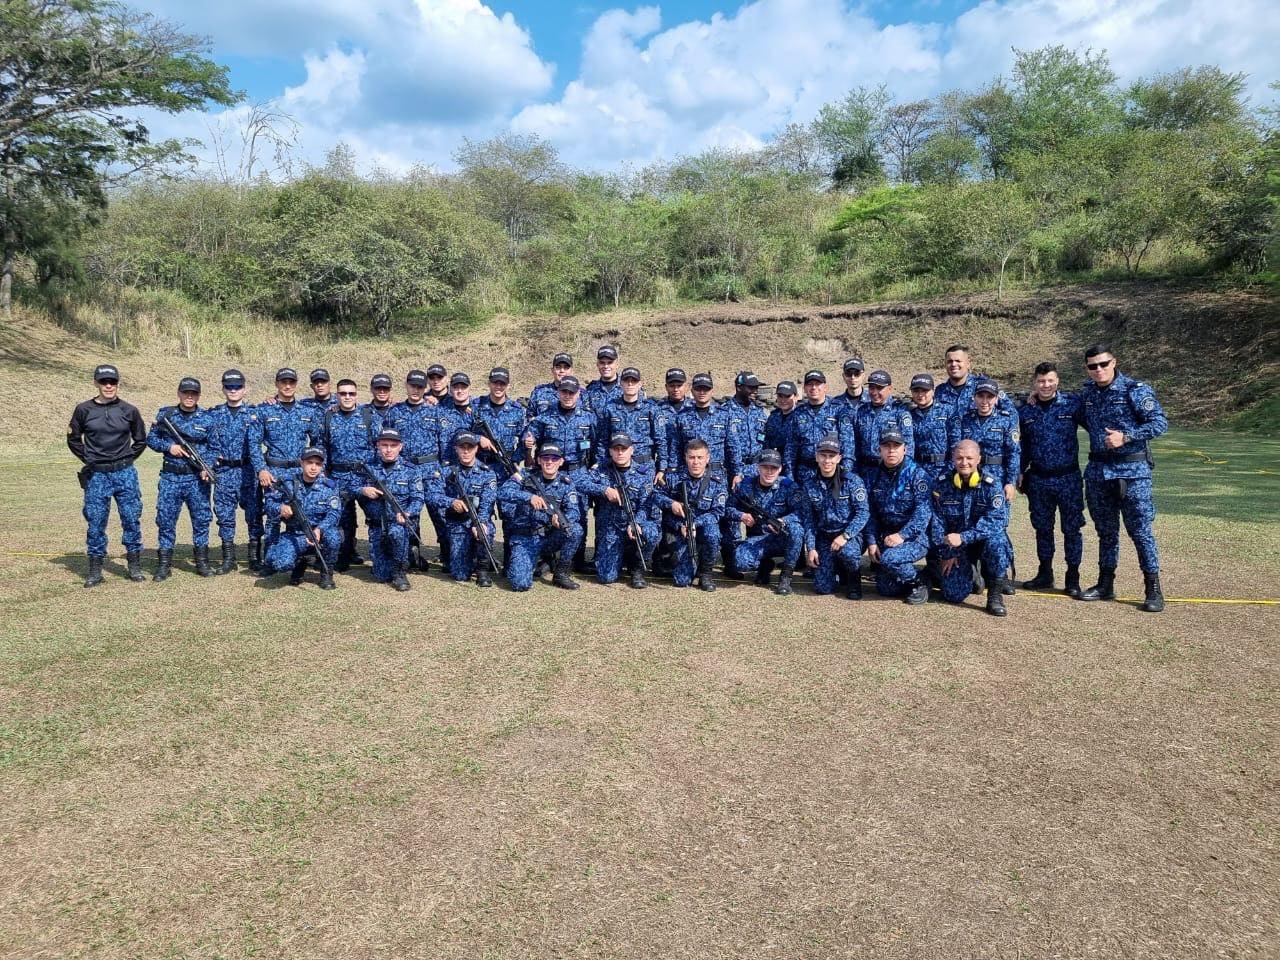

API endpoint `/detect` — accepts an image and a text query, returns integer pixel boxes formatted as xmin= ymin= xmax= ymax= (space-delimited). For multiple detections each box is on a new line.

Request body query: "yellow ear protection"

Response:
xmin=953 ymin=470 xmax=980 ymax=489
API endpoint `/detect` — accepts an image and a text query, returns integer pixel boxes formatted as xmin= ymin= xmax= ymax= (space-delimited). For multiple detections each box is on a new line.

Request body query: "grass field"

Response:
xmin=1 ymin=427 xmax=1277 ymax=959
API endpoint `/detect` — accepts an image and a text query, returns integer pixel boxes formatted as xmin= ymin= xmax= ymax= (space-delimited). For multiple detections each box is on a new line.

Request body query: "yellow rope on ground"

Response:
xmin=1020 ymin=590 xmax=1279 ymax=605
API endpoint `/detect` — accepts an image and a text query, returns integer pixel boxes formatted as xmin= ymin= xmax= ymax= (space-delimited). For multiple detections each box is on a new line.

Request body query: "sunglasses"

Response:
xmin=337 ymin=390 xmax=357 ymax=397
xmin=98 ymin=379 xmax=119 ymax=386
xmin=1086 ymin=359 xmax=1113 ymax=370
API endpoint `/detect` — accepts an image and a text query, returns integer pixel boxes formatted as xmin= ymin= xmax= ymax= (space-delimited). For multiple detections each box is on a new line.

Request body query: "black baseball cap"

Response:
xmin=597 ymin=345 xmax=618 ymax=361
xmin=94 ymin=364 xmax=120 ymax=383
xmin=309 ymin=368 xmax=330 ymax=384
xmin=370 ymin=373 xmax=393 ymax=389
xmin=454 ymin=431 xmax=480 ymax=447
xmin=758 ymin=448 xmax=783 ymax=467
xmin=867 ymin=370 xmax=892 ymax=387
xmin=178 ymin=377 xmax=201 ymax=394
xmin=975 ymin=378 xmax=1000 ymax=395
xmin=450 ymin=372 xmax=470 ymax=387
xmin=221 ymin=369 xmax=246 ymax=389
xmin=538 ymin=443 xmax=565 ymax=459
xmin=406 ymin=369 xmax=428 ymax=387
xmin=609 ymin=432 xmax=634 ymax=448
xmin=816 ymin=435 xmax=842 ymax=454
xmin=376 ymin=428 xmax=402 ymax=443
xmin=665 ymin=368 xmax=687 ymax=384
xmin=620 ymin=366 xmax=641 ymax=381
xmin=276 ymin=367 xmax=298 ymax=382
xmin=691 ymin=373 xmax=714 ymax=389
xmin=843 ymin=357 xmax=866 ymax=374
xmin=880 ymin=429 xmax=906 ymax=446
xmin=427 ymin=364 xmax=447 ymax=378
xmin=558 ymin=376 xmax=581 ymax=392
xmin=735 ymin=372 xmax=762 ymax=389
xmin=300 ymin=446 xmax=326 ymax=461
xmin=775 ymin=381 xmax=797 ymax=397
xmin=488 ymin=367 xmax=510 ymax=383
xmin=910 ymin=373 xmax=935 ymax=391
xmin=803 ymin=369 xmax=826 ymax=384
xmin=552 ymin=352 xmax=573 ymax=367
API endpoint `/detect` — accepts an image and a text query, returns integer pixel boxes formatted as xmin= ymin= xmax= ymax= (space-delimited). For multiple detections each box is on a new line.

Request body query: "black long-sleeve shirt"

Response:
xmin=67 ymin=397 xmax=148 ymax=466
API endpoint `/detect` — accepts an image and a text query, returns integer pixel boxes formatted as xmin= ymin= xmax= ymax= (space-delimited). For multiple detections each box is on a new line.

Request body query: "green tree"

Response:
xmin=454 ymin=133 xmax=570 ymax=257
xmin=0 ymin=0 xmax=238 ymax=312
xmin=569 ymin=181 xmax=669 ymax=307
xmin=814 ymin=86 xmax=889 ymax=189
xmin=1127 ymin=66 xmax=1249 ymax=131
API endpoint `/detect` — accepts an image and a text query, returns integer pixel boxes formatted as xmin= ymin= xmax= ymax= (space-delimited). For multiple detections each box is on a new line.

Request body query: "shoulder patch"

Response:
xmin=1142 ymin=397 xmax=1155 ymax=411
xmin=913 ymin=476 xmax=929 ymax=495
xmin=854 ymin=487 xmax=866 ymax=502
xmin=992 ymin=494 xmax=1004 ymax=508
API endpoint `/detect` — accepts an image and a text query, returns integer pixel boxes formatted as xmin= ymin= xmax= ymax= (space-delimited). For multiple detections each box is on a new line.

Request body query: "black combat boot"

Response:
xmin=247 ymin=538 xmax=263 ymax=573
xmin=846 ymin=569 xmax=863 ymax=600
xmin=774 ymin=563 xmax=795 ymax=596
xmin=391 ymin=564 xmax=411 ymax=592
xmin=289 ymin=556 xmax=309 ymax=586
xmin=126 ymin=551 xmax=146 ymax=582
xmin=986 ymin=578 xmax=1008 ymax=617
xmin=218 ymin=542 xmax=237 ymax=575
xmin=753 ymin=558 xmax=774 ymax=587
xmin=904 ymin=579 xmax=928 ymax=605
xmin=1002 ymin=570 xmax=1016 ymax=595
xmin=194 ymin=546 xmax=213 ymax=577
xmin=629 ymin=565 xmax=648 ymax=589
xmin=83 ymin=556 xmax=104 ymax=588
xmin=153 ymin=549 xmax=173 ymax=583
xmin=552 ymin=561 xmax=580 ymax=590
xmin=1064 ymin=564 xmax=1082 ymax=598
xmin=1140 ymin=573 xmax=1165 ymax=613
xmin=698 ymin=560 xmax=716 ymax=592
xmin=1079 ymin=567 xmax=1116 ymax=601
xmin=1022 ymin=561 xmax=1054 ymax=590
xmin=319 ymin=569 xmax=336 ymax=590
xmin=334 ymin=543 xmax=352 ymax=573
xmin=415 ymin=545 xmax=432 ymax=573
xmin=476 ymin=566 xmax=493 ymax=588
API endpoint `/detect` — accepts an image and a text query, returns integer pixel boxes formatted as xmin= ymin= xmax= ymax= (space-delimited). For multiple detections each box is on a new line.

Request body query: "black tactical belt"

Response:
xmin=410 ymin=453 xmax=439 ymax=464
xmin=330 ymin=461 xmax=362 ymax=471
xmin=265 ymin=456 xmax=296 ymax=467
xmin=982 ymin=455 xmax=1005 ymax=466
xmin=742 ymin=454 xmax=759 ymax=465
xmin=216 ymin=458 xmax=246 ymax=468
xmin=632 ymin=452 xmax=653 ymax=464
xmin=917 ymin=454 xmax=944 ymax=464
xmin=1027 ymin=463 xmax=1080 ymax=477
xmin=90 ymin=458 xmax=135 ymax=473
xmin=1089 ymin=451 xmax=1149 ymax=464
xmin=161 ymin=461 xmax=199 ymax=475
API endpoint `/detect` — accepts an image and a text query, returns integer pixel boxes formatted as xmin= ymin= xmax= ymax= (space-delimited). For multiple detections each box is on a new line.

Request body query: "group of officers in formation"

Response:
xmin=66 ymin=340 xmax=1170 ymax=615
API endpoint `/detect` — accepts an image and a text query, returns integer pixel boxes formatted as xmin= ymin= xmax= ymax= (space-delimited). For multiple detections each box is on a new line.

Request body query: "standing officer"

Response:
xmin=802 ymin=435 xmax=870 ymax=600
xmin=576 ymin=433 xmax=661 ymax=588
xmin=67 ymin=364 xmax=148 ymax=586
xmin=430 ymin=432 xmax=499 ymax=587
xmin=725 ymin=372 xmax=769 ymax=470
xmin=523 ymin=375 xmax=597 ymax=571
xmin=474 ymin=367 xmax=528 ymax=572
xmin=930 ymin=439 xmax=1011 ymax=616
xmin=1075 ymin=343 xmax=1168 ymax=612
xmin=528 ymin=353 xmax=578 ymax=416
xmin=425 ymin=364 xmax=450 ymax=405
xmin=351 ymin=428 xmax=425 ymax=592
xmin=364 ymin=373 xmax=397 ymax=417
xmin=147 ymin=377 xmax=216 ymax=581
xmin=261 ymin=447 xmax=340 ymax=589
xmin=935 ymin=344 xmax=1017 ymax=418
xmin=208 ymin=369 xmax=261 ymax=574
xmin=852 ymin=370 xmax=915 ymax=481
xmin=908 ymin=373 xmax=951 ymax=471
xmin=437 ymin=372 xmax=476 ymax=462
xmin=829 ymin=356 xmax=870 ymax=417
xmin=652 ymin=439 xmax=727 ymax=591
xmin=583 ymin=345 xmax=623 ymax=412
xmin=865 ymin=430 xmax=932 ymax=604
xmin=728 ymin=448 xmax=808 ymax=595
xmin=248 ymin=368 xmax=319 ymax=566
xmin=764 ymin=380 xmax=798 ymax=461
xmin=382 ymin=369 xmax=443 ymax=571
xmin=302 ymin=369 xmax=336 ymax=412
xmin=784 ymin=370 xmax=853 ymax=487
xmin=595 ymin=366 xmax=665 ymax=482
xmin=499 ymin=443 xmax=584 ymax=591
xmin=1018 ymin=361 xmax=1085 ymax=596
xmin=672 ymin=372 xmax=744 ymax=576
xmin=655 ymin=368 xmax=693 ymax=474
xmin=321 ymin=378 xmax=381 ymax=571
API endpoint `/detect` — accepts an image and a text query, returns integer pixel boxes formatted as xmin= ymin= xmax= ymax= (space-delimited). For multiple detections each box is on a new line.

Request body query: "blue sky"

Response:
xmin=132 ymin=0 xmax=1277 ymax=175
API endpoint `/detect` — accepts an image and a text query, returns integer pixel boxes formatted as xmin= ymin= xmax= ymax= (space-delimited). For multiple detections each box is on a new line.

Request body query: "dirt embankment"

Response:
xmin=3 ymin=279 xmax=1276 ymax=443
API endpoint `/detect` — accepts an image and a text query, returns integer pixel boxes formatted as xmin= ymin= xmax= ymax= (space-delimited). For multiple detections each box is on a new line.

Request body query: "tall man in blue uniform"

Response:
xmin=852 ymin=369 xmax=914 ymax=481
xmin=829 ymin=356 xmax=870 ymax=417
xmin=301 ymin=369 xmax=336 ymax=412
xmin=865 ymin=430 xmax=932 ymax=604
xmin=764 ymin=381 xmax=798 ymax=461
xmin=785 ymin=370 xmax=853 ymax=487
xmin=248 ymin=368 xmax=319 ymax=567
xmin=1018 ymin=361 xmax=1085 ymax=596
xmin=523 ymin=375 xmax=597 ymax=571
xmin=1075 ymin=343 xmax=1168 ymax=612
xmin=528 ymin=353 xmax=578 ymax=416
xmin=908 ymin=373 xmax=952 ymax=471
xmin=474 ymin=367 xmax=528 ymax=572
xmin=930 ymin=439 xmax=1012 ymax=616
xmin=350 ymin=428 xmax=425 ymax=592
xmin=67 ymin=364 xmax=148 ymax=586
xmin=261 ymin=447 xmax=341 ymax=589
xmin=652 ymin=439 xmax=727 ymax=591
xmin=655 ymin=368 xmax=693 ymax=478
xmin=381 ymin=369 xmax=443 ymax=571
xmin=499 ymin=443 xmax=584 ymax=591
xmin=671 ymin=372 xmax=744 ymax=576
xmin=576 ymin=433 xmax=661 ymax=588
xmin=725 ymin=371 xmax=768 ymax=469
xmin=728 ymin=448 xmax=808 ymax=595
xmin=147 ymin=377 xmax=216 ymax=581
xmin=208 ymin=368 xmax=261 ymax=574
xmin=595 ymin=366 xmax=665 ymax=482
xmin=321 ymin=378 xmax=381 ymax=571
xmin=583 ymin=345 xmax=623 ymax=412
xmin=802 ymin=435 xmax=870 ymax=599
xmin=935 ymin=344 xmax=1017 ymax=418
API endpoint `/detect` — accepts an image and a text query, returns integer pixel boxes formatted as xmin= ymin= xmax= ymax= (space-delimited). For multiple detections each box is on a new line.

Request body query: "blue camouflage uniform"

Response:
xmin=147 ymin=405 xmax=215 ymax=550
xmin=528 ymin=380 xmax=579 ymax=417
xmin=1019 ymin=392 xmax=1085 ymax=567
xmin=595 ymin=398 xmax=667 ymax=477
xmin=299 ymin=394 xmax=337 ymax=415
xmin=1076 ymin=372 xmax=1168 ymax=573
xmin=724 ymin=396 xmax=769 ymax=467
xmin=655 ymin=396 xmax=694 ymax=471
xmin=785 ymin=400 xmax=854 ymax=485
xmin=67 ymin=395 xmax=147 ymax=559
xmin=263 ymin=474 xmax=342 ymax=572
xmin=349 ymin=456 xmax=425 ymax=583
xmin=582 ymin=377 xmax=623 ymax=414
xmin=671 ymin=402 xmax=743 ymax=480
xmin=382 ymin=399 xmax=445 ymax=552
xmin=436 ymin=400 xmax=476 ymax=464
xmin=950 ymin=408 xmax=1021 ymax=489
xmin=429 ymin=462 xmax=499 ymax=581
xmin=320 ymin=405 xmax=382 ymax=559
xmin=208 ymin=401 xmax=262 ymax=546
xmin=524 ymin=402 xmax=597 ymax=546
xmin=929 ymin=467 xmax=1011 ymax=602
xmin=473 ymin=396 xmax=528 ymax=484
xmin=852 ymin=400 xmax=915 ymax=478
xmin=763 ymin=407 xmax=796 ymax=463
xmin=652 ymin=469 xmax=728 ymax=586
xmin=934 ymin=375 xmax=1017 ymax=419
xmin=865 ymin=458 xmax=933 ymax=596
xmin=728 ymin=472 xmax=809 ymax=571
xmin=909 ymin=402 xmax=953 ymax=469
xmin=575 ymin=462 xmax=661 ymax=583
xmin=498 ymin=472 xmax=584 ymax=591
xmin=802 ymin=470 xmax=870 ymax=595
xmin=828 ymin=387 xmax=870 ymax=419
xmin=247 ymin=399 xmax=318 ymax=549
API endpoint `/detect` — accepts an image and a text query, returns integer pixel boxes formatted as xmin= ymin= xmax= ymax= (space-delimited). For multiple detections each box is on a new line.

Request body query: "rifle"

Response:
xmin=360 ymin=464 xmax=424 ymax=547
xmin=449 ymin=468 xmax=499 ymax=572
xmin=611 ymin=465 xmax=649 ymax=575
xmin=160 ymin=415 xmax=217 ymax=487
xmin=736 ymin=488 xmax=785 ymax=534
xmin=679 ymin=479 xmax=699 ymax=559
xmin=521 ymin=470 xmax=568 ymax=531
xmin=272 ymin=478 xmax=331 ymax=577
xmin=475 ymin=418 xmax=520 ymax=478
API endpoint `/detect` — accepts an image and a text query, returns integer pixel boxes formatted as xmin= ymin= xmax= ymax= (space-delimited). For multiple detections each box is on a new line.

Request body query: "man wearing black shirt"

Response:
xmin=66 ymin=364 xmax=148 ymax=586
